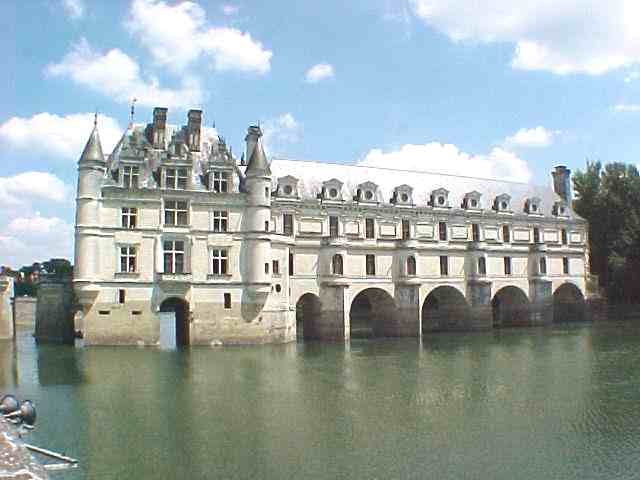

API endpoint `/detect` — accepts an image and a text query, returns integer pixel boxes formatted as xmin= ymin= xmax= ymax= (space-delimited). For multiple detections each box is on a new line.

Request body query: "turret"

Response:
xmin=552 ymin=165 xmax=572 ymax=203
xmin=75 ymin=116 xmax=105 ymax=282
xmin=242 ymin=126 xmax=272 ymax=287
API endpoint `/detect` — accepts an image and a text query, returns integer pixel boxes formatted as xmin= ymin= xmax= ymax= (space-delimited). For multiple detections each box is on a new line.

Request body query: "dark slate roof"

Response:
xmin=78 ymin=125 xmax=105 ymax=165
xmin=245 ymin=140 xmax=271 ymax=175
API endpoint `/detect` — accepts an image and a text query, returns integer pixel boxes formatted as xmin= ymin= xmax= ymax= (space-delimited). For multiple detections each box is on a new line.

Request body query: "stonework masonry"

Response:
xmin=14 ymin=296 xmax=36 ymax=330
xmin=73 ymin=109 xmax=592 ymax=346
xmin=0 ymin=275 xmax=15 ymax=340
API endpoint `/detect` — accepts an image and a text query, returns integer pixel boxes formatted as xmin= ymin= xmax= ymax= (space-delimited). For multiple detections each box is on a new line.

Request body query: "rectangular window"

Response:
xmin=265 ymin=263 xmax=269 ymax=274
xmin=212 ymin=171 xmax=229 ymax=193
xmin=272 ymin=260 xmax=279 ymax=275
xmin=265 ymin=221 xmax=269 ymax=232
xmin=439 ymin=222 xmax=447 ymax=241
xmin=533 ymin=227 xmax=540 ymax=244
xmin=118 ymin=289 xmax=126 ymax=304
xmin=472 ymin=223 xmax=480 ymax=242
xmin=211 ymin=249 xmax=228 ymax=275
xmin=166 ymin=168 xmax=188 ymax=190
xmin=212 ymin=211 xmax=228 ymax=232
xmin=283 ymin=214 xmax=294 ymax=236
xmin=366 ymin=254 xmax=376 ymax=275
xmin=504 ymin=257 xmax=512 ymax=275
xmin=224 ymin=293 xmax=231 ymax=309
xmin=365 ymin=218 xmax=375 ymax=239
xmin=440 ymin=256 xmax=448 ymax=276
xmin=539 ymin=257 xmax=547 ymax=275
xmin=121 ymin=207 xmax=137 ymax=229
xmin=502 ymin=225 xmax=511 ymax=243
xmin=122 ymin=166 xmax=139 ymax=189
xmin=330 ymin=216 xmax=339 ymax=238
xmin=561 ymin=229 xmax=568 ymax=245
xmin=164 ymin=200 xmax=188 ymax=226
xmin=402 ymin=219 xmax=410 ymax=240
xmin=289 ymin=252 xmax=294 ymax=275
xmin=478 ymin=257 xmax=486 ymax=275
xmin=163 ymin=240 xmax=185 ymax=274
xmin=119 ymin=246 xmax=137 ymax=273
xmin=563 ymin=257 xmax=569 ymax=274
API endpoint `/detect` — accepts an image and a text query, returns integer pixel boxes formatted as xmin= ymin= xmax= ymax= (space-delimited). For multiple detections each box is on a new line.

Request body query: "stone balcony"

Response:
xmin=155 ymin=272 xmax=193 ymax=283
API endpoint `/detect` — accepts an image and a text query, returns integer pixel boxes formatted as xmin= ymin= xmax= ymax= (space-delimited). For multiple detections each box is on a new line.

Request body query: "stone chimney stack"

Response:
xmin=187 ymin=109 xmax=202 ymax=152
xmin=245 ymin=125 xmax=262 ymax=164
xmin=152 ymin=107 xmax=167 ymax=148
xmin=551 ymin=165 xmax=572 ymax=202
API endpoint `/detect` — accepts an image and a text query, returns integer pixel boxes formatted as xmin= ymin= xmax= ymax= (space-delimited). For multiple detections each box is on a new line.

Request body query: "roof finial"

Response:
xmin=93 ymin=110 xmax=98 ymax=127
xmin=129 ymin=98 xmax=137 ymax=126
xmin=212 ymin=120 xmax=216 ymax=129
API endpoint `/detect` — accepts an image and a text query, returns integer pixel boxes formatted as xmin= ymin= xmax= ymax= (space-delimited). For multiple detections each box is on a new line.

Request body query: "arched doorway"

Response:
xmin=492 ymin=286 xmax=529 ymax=327
xmin=421 ymin=286 xmax=469 ymax=333
xmin=349 ymin=288 xmax=396 ymax=338
xmin=159 ymin=297 xmax=190 ymax=348
xmin=296 ymin=293 xmax=321 ymax=340
xmin=553 ymin=283 xmax=585 ymax=323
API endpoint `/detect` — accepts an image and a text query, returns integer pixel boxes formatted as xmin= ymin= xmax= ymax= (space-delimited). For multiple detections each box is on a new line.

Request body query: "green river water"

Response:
xmin=2 ymin=322 xmax=640 ymax=479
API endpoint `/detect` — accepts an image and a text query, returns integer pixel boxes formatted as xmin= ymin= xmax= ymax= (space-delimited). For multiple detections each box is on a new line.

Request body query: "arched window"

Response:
xmin=407 ymin=256 xmax=416 ymax=276
xmin=332 ymin=254 xmax=343 ymax=275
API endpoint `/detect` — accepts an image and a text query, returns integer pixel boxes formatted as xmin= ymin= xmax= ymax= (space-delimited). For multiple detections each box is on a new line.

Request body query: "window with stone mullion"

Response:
xmin=163 ymin=240 xmax=185 ymax=274
xmin=121 ymin=207 xmax=137 ymax=229
xmin=212 ymin=171 xmax=229 ymax=193
xmin=166 ymin=168 xmax=188 ymax=190
xmin=119 ymin=246 xmax=137 ymax=273
xmin=122 ymin=166 xmax=140 ymax=189
xmin=211 ymin=249 xmax=228 ymax=275
xmin=213 ymin=211 xmax=228 ymax=232
xmin=164 ymin=200 xmax=188 ymax=226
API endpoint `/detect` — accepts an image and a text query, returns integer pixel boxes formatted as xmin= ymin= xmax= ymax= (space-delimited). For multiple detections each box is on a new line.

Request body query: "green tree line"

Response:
xmin=573 ymin=161 xmax=640 ymax=303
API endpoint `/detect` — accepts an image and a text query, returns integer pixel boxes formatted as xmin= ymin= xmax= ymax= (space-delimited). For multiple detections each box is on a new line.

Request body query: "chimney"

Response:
xmin=245 ymin=125 xmax=262 ymax=163
xmin=187 ymin=109 xmax=202 ymax=152
xmin=152 ymin=107 xmax=168 ymax=148
xmin=551 ymin=165 xmax=572 ymax=202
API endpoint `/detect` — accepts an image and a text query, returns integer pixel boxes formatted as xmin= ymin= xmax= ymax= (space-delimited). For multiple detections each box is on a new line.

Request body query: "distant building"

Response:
xmin=73 ymin=108 xmax=590 ymax=346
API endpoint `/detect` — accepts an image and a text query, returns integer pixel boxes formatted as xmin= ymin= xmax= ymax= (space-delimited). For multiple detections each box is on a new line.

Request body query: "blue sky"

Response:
xmin=2 ymin=0 xmax=640 ymax=266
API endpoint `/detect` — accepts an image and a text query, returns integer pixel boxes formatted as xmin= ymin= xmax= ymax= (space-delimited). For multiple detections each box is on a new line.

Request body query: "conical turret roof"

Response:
xmin=79 ymin=122 xmax=105 ymax=165
xmin=245 ymin=139 xmax=271 ymax=175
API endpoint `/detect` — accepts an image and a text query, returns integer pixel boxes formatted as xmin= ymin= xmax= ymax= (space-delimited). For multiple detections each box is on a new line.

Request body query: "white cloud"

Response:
xmin=3 ymin=213 xmax=74 ymax=267
xmin=624 ymin=71 xmax=640 ymax=83
xmin=0 ymin=172 xmax=69 ymax=207
xmin=358 ymin=143 xmax=531 ymax=182
xmin=0 ymin=112 xmax=122 ymax=160
xmin=62 ymin=0 xmax=84 ymax=19
xmin=613 ymin=104 xmax=640 ymax=112
xmin=305 ymin=63 xmax=335 ymax=83
xmin=221 ymin=4 xmax=239 ymax=16
xmin=126 ymin=0 xmax=272 ymax=74
xmin=46 ymin=38 xmax=204 ymax=108
xmin=410 ymin=0 xmax=640 ymax=75
xmin=261 ymin=113 xmax=302 ymax=155
xmin=504 ymin=126 xmax=556 ymax=149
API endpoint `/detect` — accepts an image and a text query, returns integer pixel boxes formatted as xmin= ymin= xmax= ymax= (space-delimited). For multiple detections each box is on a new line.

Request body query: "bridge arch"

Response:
xmin=421 ymin=285 xmax=469 ymax=333
xmin=159 ymin=297 xmax=190 ymax=347
xmin=295 ymin=293 xmax=322 ymax=340
xmin=349 ymin=287 xmax=396 ymax=338
xmin=553 ymin=282 xmax=585 ymax=323
xmin=492 ymin=286 xmax=529 ymax=327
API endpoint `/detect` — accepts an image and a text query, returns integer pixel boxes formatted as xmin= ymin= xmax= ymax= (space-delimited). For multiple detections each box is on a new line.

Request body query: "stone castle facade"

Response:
xmin=73 ymin=108 xmax=590 ymax=346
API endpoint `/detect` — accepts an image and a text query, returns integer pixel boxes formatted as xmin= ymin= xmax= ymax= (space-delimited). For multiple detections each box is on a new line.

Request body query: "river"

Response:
xmin=1 ymin=322 xmax=640 ymax=479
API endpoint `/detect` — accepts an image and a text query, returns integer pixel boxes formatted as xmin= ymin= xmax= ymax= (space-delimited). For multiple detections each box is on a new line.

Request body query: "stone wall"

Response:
xmin=0 ymin=275 xmax=14 ymax=340
xmin=14 ymin=296 xmax=36 ymax=329
xmin=35 ymin=279 xmax=75 ymax=344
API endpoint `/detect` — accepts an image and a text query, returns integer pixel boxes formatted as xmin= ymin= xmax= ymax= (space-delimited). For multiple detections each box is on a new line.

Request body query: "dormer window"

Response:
xmin=166 ymin=168 xmax=188 ymax=190
xmin=122 ymin=165 xmax=140 ymax=189
xmin=430 ymin=188 xmax=449 ymax=208
xmin=462 ymin=191 xmax=482 ymax=210
xmin=392 ymin=185 xmax=413 ymax=205
xmin=525 ymin=197 xmax=542 ymax=214
xmin=277 ymin=175 xmax=299 ymax=198
xmin=493 ymin=194 xmax=512 ymax=212
xmin=211 ymin=171 xmax=229 ymax=193
xmin=321 ymin=179 xmax=343 ymax=201
xmin=552 ymin=201 xmax=569 ymax=217
xmin=355 ymin=181 xmax=379 ymax=203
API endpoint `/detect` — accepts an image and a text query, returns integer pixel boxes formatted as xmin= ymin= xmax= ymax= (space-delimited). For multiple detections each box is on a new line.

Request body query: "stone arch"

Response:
xmin=159 ymin=297 xmax=190 ymax=347
xmin=296 ymin=293 xmax=322 ymax=340
xmin=492 ymin=286 xmax=529 ymax=327
xmin=553 ymin=282 xmax=585 ymax=323
xmin=349 ymin=288 xmax=396 ymax=338
xmin=421 ymin=285 xmax=470 ymax=333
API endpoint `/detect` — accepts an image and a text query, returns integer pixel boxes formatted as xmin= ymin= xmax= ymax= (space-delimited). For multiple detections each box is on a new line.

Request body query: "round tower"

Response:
xmin=74 ymin=116 xmax=106 ymax=281
xmin=242 ymin=126 xmax=272 ymax=289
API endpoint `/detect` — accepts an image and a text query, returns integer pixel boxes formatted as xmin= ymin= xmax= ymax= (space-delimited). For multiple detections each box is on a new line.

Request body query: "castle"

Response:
xmin=72 ymin=108 xmax=590 ymax=346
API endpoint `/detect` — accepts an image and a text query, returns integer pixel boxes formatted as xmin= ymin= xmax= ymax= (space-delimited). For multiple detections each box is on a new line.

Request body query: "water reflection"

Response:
xmin=1 ymin=323 xmax=640 ymax=479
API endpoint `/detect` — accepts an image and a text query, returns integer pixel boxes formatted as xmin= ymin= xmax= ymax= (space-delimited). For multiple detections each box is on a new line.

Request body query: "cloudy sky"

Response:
xmin=3 ymin=0 xmax=640 ymax=267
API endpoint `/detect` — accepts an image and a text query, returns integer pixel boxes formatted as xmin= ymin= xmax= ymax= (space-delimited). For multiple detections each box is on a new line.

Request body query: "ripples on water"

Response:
xmin=2 ymin=323 xmax=640 ymax=479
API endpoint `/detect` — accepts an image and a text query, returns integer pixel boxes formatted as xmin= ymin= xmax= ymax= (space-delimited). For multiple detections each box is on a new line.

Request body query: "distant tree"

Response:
xmin=574 ymin=161 xmax=640 ymax=302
